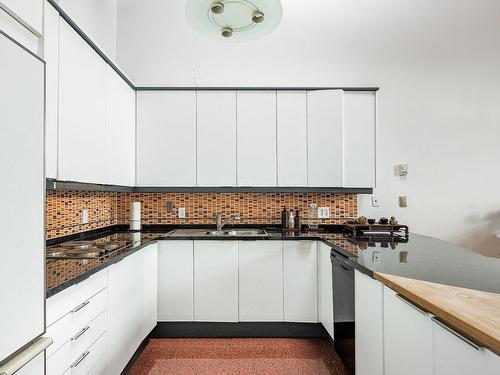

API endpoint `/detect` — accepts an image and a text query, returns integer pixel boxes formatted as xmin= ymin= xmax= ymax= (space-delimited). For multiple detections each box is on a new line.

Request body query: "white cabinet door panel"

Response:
xmin=58 ymin=20 xmax=107 ymax=184
xmin=318 ymin=242 xmax=334 ymax=338
xmin=0 ymin=0 xmax=43 ymax=35
xmin=157 ymin=241 xmax=194 ymax=321
xmin=307 ymin=90 xmax=343 ymax=187
xmin=277 ymin=91 xmax=307 ymax=186
xmin=433 ymin=319 xmax=500 ymax=375
xmin=44 ymin=1 xmax=59 ymax=179
xmin=343 ymin=91 xmax=376 ymax=187
xmin=105 ymin=65 xmax=136 ymax=186
xmin=143 ymin=243 xmax=158 ymax=335
xmin=15 ymin=351 xmax=44 ymax=375
xmin=384 ymin=286 xmax=433 ymax=375
xmin=238 ymin=241 xmax=283 ymax=321
xmin=137 ymin=91 xmax=196 ymax=186
xmin=0 ymin=32 xmax=44 ymax=363
xmin=354 ymin=270 xmax=384 ymax=375
xmin=283 ymin=241 xmax=317 ymax=322
xmin=194 ymin=241 xmax=238 ymax=322
xmin=197 ymin=91 xmax=237 ymax=186
xmin=237 ymin=91 xmax=277 ymax=186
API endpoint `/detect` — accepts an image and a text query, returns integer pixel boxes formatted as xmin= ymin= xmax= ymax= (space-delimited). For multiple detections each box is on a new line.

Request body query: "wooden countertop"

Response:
xmin=374 ymin=272 xmax=500 ymax=354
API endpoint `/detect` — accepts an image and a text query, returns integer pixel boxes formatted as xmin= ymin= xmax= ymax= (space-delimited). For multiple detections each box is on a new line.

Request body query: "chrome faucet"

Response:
xmin=214 ymin=213 xmax=241 ymax=231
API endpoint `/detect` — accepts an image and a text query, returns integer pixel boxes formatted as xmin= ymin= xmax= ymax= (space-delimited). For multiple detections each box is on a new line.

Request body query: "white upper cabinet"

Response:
xmin=197 ymin=91 xmax=237 ymax=186
xmin=307 ymin=90 xmax=343 ymax=187
xmin=105 ymin=65 xmax=136 ymax=186
xmin=343 ymin=91 xmax=376 ymax=187
xmin=194 ymin=241 xmax=239 ymax=322
xmin=283 ymin=241 xmax=318 ymax=323
xmin=238 ymin=241 xmax=283 ymax=322
xmin=44 ymin=1 xmax=59 ymax=180
xmin=58 ymin=19 xmax=107 ymax=184
xmin=136 ymin=91 xmax=197 ymax=186
xmin=0 ymin=0 xmax=43 ymax=35
xmin=383 ymin=286 xmax=434 ymax=375
xmin=237 ymin=91 xmax=277 ymax=186
xmin=277 ymin=91 xmax=308 ymax=186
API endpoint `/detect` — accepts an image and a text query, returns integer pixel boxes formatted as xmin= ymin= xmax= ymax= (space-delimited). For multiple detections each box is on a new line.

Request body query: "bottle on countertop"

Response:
xmin=307 ymin=203 xmax=318 ymax=230
xmin=294 ymin=208 xmax=300 ymax=230
xmin=281 ymin=206 xmax=288 ymax=228
xmin=288 ymin=210 xmax=295 ymax=229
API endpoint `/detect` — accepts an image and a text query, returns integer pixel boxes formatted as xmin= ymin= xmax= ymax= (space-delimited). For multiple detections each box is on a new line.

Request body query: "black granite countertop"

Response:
xmin=46 ymin=224 xmax=500 ymax=298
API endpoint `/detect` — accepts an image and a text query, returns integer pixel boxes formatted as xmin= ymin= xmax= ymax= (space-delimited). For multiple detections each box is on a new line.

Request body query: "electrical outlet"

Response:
xmin=178 ymin=207 xmax=186 ymax=219
xmin=371 ymin=196 xmax=380 ymax=207
xmin=317 ymin=207 xmax=330 ymax=219
xmin=82 ymin=210 xmax=89 ymax=224
xmin=372 ymin=251 xmax=381 ymax=263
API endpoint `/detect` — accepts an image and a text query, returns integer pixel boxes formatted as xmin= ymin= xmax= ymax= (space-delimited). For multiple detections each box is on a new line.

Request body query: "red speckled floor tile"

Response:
xmin=128 ymin=338 xmax=349 ymax=375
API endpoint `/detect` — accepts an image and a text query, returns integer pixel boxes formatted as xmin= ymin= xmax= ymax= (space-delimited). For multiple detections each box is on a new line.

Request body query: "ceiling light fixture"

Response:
xmin=186 ymin=0 xmax=282 ymax=42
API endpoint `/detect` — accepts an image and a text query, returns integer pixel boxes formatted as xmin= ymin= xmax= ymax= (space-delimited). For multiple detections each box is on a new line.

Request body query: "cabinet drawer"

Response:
xmin=47 ymin=289 xmax=107 ymax=357
xmin=70 ymin=310 xmax=107 ymax=362
xmin=70 ymin=332 xmax=107 ymax=375
xmin=47 ymin=270 xmax=107 ymax=325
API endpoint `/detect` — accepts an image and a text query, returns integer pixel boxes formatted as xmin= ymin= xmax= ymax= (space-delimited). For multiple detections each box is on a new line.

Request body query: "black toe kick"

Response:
xmin=151 ymin=322 xmax=330 ymax=339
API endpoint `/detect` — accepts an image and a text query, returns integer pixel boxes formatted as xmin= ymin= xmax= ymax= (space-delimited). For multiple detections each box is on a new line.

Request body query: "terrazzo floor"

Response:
xmin=128 ymin=338 xmax=349 ymax=375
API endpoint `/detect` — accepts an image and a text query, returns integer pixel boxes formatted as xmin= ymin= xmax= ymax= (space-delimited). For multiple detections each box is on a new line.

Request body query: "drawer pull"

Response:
xmin=71 ymin=326 xmax=90 ymax=341
xmin=395 ymin=294 xmax=428 ymax=315
xmin=431 ymin=317 xmax=482 ymax=351
xmin=71 ymin=300 xmax=90 ymax=314
xmin=71 ymin=351 xmax=89 ymax=368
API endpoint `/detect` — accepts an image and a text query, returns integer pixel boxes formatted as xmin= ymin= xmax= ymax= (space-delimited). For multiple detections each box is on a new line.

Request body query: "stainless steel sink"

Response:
xmin=207 ymin=229 xmax=268 ymax=237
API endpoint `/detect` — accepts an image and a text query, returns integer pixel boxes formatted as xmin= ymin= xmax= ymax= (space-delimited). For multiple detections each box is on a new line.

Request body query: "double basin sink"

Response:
xmin=167 ymin=228 xmax=269 ymax=238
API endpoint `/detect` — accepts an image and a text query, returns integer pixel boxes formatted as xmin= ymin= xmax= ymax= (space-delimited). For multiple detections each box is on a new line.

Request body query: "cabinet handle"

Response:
xmin=71 ymin=326 xmax=90 ymax=341
xmin=395 ymin=294 xmax=428 ymax=315
xmin=71 ymin=300 xmax=90 ymax=314
xmin=71 ymin=351 xmax=89 ymax=368
xmin=431 ymin=317 xmax=482 ymax=351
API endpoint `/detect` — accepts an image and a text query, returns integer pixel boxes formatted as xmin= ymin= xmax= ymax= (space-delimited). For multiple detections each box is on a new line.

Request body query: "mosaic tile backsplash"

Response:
xmin=46 ymin=191 xmax=358 ymax=239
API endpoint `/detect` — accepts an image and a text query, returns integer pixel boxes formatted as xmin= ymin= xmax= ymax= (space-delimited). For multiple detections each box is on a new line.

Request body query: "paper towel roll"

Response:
xmin=130 ymin=201 xmax=141 ymax=231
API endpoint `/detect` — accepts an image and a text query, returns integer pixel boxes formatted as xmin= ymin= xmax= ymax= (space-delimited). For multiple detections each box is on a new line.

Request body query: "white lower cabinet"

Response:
xmin=238 ymin=241 xmax=283 ymax=321
xmin=283 ymin=241 xmax=318 ymax=323
xmin=143 ymin=243 xmax=158 ymax=335
xmin=433 ymin=319 xmax=500 ymax=375
xmin=354 ymin=270 xmax=384 ymax=375
xmin=157 ymin=241 xmax=194 ymax=321
xmin=317 ymin=242 xmax=334 ymax=338
xmin=383 ymin=286 xmax=434 ymax=375
xmin=14 ymin=351 xmax=45 ymax=375
xmin=194 ymin=241 xmax=239 ymax=322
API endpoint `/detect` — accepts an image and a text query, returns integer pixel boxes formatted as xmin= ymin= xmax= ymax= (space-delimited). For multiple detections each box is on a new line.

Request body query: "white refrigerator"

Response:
xmin=0 ymin=30 xmax=49 ymax=373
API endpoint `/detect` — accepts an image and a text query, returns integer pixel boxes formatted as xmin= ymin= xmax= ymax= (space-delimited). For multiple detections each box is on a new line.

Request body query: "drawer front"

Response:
xmin=47 ymin=270 xmax=107 ymax=325
xmin=70 ymin=332 xmax=107 ymax=375
xmin=71 ymin=310 xmax=107 ymax=360
xmin=47 ymin=288 xmax=107 ymax=357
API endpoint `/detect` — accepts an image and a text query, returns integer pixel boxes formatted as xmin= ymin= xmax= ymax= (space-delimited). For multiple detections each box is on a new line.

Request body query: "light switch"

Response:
xmin=372 ymin=252 xmax=381 ymax=263
xmin=178 ymin=207 xmax=186 ymax=219
xmin=371 ymin=196 xmax=380 ymax=207
xmin=82 ymin=210 xmax=89 ymax=224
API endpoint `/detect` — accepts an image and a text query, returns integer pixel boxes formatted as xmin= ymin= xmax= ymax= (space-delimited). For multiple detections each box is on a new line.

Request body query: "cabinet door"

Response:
xmin=384 ymin=286 xmax=433 ymax=375
xmin=236 ymin=91 xmax=277 ymax=186
xmin=44 ymin=1 xmax=59 ymax=179
xmin=343 ymin=91 xmax=376 ymax=187
xmin=0 ymin=0 xmax=43 ymax=35
xmin=318 ymin=242 xmax=334 ymax=338
xmin=0 ymin=32 xmax=44 ymax=363
xmin=238 ymin=241 xmax=283 ymax=321
xmin=105 ymin=65 xmax=136 ymax=186
xmin=157 ymin=241 xmax=194 ymax=321
xmin=143 ymin=243 xmax=158 ymax=336
xmin=197 ymin=91 xmax=237 ymax=186
xmin=58 ymin=20 xmax=107 ymax=184
xmin=107 ymin=251 xmax=144 ymax=375
xmin=15 ymin=351 xmax=44 ymax=375
xmin=433 ymin=319 xmax=500 ymax=375
xmin=355 ymin=270 xmax=384 ymax=375
xmin=307 ymin=90 xmax=343 ymax=187
xmin=136 ymin=91 xmax=196 ymax=186
xmin=277 ymin=91 xmax=307 ymax=186
xmin=283 ymin=241 xmax=317 ymax=322
xmin=194 ymin=241 xmax=238 ymax=322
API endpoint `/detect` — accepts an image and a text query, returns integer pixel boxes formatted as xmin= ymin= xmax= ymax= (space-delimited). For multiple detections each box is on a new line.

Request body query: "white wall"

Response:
xmin=56 ymin=0 xmax=117 ymax=59
xmin=113 ymin=0 xmax=500 ymax=258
